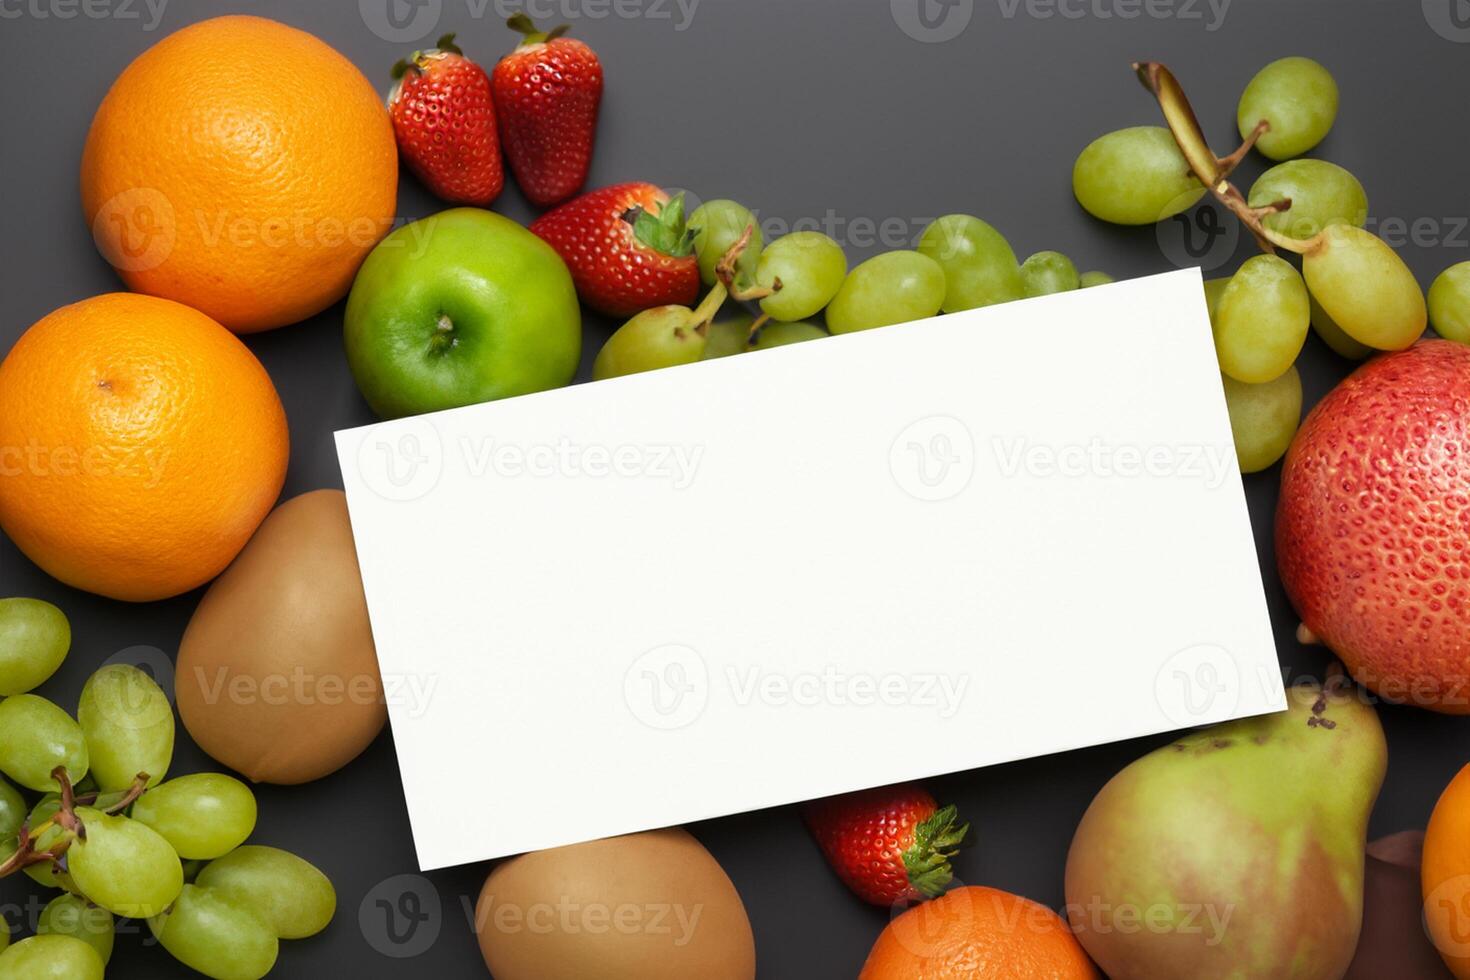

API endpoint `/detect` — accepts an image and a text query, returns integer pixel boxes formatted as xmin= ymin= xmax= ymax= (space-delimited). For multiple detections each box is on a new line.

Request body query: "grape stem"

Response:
xmin=717 ymin=224 xmax=779 ymax=301
xmin=688 ymin=280 xmax=728 ymax=338
xmin=1133 ymin=61 xmax=1326 ymax=258
xmin=746 ymin=312 xmax=772 ymax=341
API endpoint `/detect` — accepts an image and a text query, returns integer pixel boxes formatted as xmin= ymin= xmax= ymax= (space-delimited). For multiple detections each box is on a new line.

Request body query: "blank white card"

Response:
xmin=336 ymin=268 xmax=1285 ymax=870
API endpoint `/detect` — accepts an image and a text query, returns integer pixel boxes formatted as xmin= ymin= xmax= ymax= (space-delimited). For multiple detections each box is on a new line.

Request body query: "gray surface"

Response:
xmin=1 ymin=0 xmax=1467 ymax=976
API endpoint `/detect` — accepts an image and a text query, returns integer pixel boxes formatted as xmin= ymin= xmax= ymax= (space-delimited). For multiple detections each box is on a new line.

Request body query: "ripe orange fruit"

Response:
xmin=0 ymin=293 xmax=288 ymax=601
xmin=1424 ymin=764 xmax=1470 ymax=978
xmin=81 ymin=15 xmax=397 ymax=333
xmin=860 ymin=886 xmax=1099 ymax=980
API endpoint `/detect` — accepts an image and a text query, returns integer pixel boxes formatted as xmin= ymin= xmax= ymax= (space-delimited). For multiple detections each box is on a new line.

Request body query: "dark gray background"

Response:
xmin=2 ymin=0 xmax=1468 ymax=976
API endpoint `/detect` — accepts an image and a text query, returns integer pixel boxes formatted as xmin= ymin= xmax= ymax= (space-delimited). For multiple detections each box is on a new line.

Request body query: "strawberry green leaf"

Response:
xmin=435 ymin=33 xmax=462 ymax=56
xmin=901 ymin=804 xmax=970 ymax=899
xmin=628 ymin=193 xmax=696 ymax=258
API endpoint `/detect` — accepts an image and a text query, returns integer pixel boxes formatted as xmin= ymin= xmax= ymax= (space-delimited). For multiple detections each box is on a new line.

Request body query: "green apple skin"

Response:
xmin=345 ymin=208 xmax=581 ymax=418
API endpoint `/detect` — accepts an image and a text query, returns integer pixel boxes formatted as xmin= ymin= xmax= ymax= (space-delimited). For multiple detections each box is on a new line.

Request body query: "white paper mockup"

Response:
xmin=335 ymin=268 xmax=1286 ymax=871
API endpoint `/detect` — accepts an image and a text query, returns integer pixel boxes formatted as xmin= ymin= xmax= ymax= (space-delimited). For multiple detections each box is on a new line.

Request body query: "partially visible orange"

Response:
xmin=0 ymin=293 xmax=288 ymax=601
xmin=860 ymin=886 xmax=1099 ymax=980
xmin=81 ymin=15 xmax=397 ymax=333
xmin=1424 ymin=764 xmax=1470 ymax=978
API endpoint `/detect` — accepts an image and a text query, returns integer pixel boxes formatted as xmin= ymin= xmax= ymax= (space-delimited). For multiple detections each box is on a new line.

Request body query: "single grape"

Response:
xmin=77 ymin=663 xmax=174 ymax=792
xmin=1428 ymin=261 xmax=1470 ymax=345
xmin=0 ymin=598 xmax=70 ymax=696
xmin=0 ymin=934 xmax=104 ymax=980
xmin=66 ymin=807 xmax=183 ymax=919
xmin=1247 ymin=159 xmax=1367 ymax=241
xmin=1020 ymin=251 xmax=1080 ymax=297
xmin=0 ymin=776 xmax=24 ymax=840
xmin=1213 ymin=254 xmax=1310 ymax=383
xmin=1308 ymin=291 xmax=1371 ymax=360
xmin=825 ymin=251 xmax=946 ymax=334
xmin=149 ymin=884 xmax=278 ymax=980
xmin=916 ymin=214 xmax=1025 ymax=311
xmin=690 ymin=199 xmax=762 ymax=287
xmin=1237 ymin=56 xmax=1338 ymax=161
xmin=1303 ymin=224 xmax=1426 ymax=350
xmin=754 ymin=232 xmax=847 ymax=322
xmin=751 ymin=321 xmax=827 ymax=350
xmin=0 ymin=915 xmax=6 ymax=953
xmin=0 ymin=695 xmax=89 ymax=792
xmin=1221 ymin=367 xmax=1302 ymax=474
xmin=701 ymin=316 xmax=753 ymax=359
xmin=1202 ymin=277 xmax=1229 ymax=322
xmin=1072 ymin=126 xmax=1206 ymax=225
xmin=1079 ymin=271 xmax=1114 ymax=288
xmin=196 ymin=845 xmax=337 ymax=939
xmin=132 ymin=773 xmax=257 ymax=860
xmin=37 ymin=894 xmax=113 ymax=966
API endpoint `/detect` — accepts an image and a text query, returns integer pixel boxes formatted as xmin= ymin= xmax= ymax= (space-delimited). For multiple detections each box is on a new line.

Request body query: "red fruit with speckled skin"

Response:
xmin=389 ymin=35 xmax=503 ymax=206
xmin=492 ymin=17 xmax=602 ymax=208
xmin=1277 ymin=340 xmax=1470 ymax=714
xmin=530 ymin=182 xmax=699 ymax=318
xmin=803 ymin=783 xmax=969 ymax=907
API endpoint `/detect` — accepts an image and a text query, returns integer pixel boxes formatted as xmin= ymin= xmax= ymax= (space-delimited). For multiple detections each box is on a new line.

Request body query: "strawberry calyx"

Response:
xmin=507 ymin=13 xmax=570 ymax=46
xmin=390 ymin=33 xmax=463 ymax=81
xmin=624 ymin=192 xmax=696 ymax=258
xmin=901 ymin=804 xmax=969 ymax=899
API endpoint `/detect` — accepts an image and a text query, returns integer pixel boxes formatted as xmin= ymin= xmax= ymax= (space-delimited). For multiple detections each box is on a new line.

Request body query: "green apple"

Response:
xmin=344 ymin=208 xmax=581 ymax=418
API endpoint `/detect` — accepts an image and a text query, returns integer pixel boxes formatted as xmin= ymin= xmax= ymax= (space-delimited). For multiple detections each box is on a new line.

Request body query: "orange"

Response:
xmin=81 ymin=15 xmax=397 ymax=333
xmin=0 ymin=293 xmax=288 ymax=601
xmin=1424 ymin=764 xmax=1470 ymax=978
xmin=860 ymin=886 xmax=1099 ymax=980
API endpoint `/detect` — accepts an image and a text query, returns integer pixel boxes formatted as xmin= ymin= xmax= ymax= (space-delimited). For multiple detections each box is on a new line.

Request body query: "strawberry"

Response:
xmin=803 ymin=783 xmax=968 ymax=907
xmin=529 ymin=182 xmax=700 ymax=317
xmin=389 ymin=34 xmax=503 ymax=205
xmin=492 ymin=15 xmax=603 ymax=208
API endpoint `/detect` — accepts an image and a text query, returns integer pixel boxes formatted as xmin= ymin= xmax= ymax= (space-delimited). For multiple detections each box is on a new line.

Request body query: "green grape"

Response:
xmin=1202 ymin=277 xmax=1229 ymax=321
xmin=66 ymin=807 xmax=183 ymax=919
xmin=1237 ymin=56 xmax=1338 ymax=161
xmin=149 ymin=884 xmax=278 ymax=980
xmin=1020 ymin=251 xmax=1080 ymax=297
xmin=690 ymin=199 xmax=762 ymax=287
xmin=1079 ymin=271 xmax=1114 ymax=288
xmin=1428 ymin=261 xmax=1470 ymax=345
xmin=1221 ymin=367 xmax=1303 ymax=474
xmin=196 ymin=845 xmax=337 ymax=939
xmin=0 ymin=776 xmax=24 ymax=839
xmin=0 ymin=695 xmax=88 ymax=792
xmin=1248 ymin=159 xmax=1367 ymax=241
xmin=1309 ymin=291 xmax=1371 ymax=360
xmin=1071 ymin=126 xmax=1206 ymax=225
xmin=702 ymin=316 xmax=753 ymax=359
xmin=1303 ymin=224 xmax=1426 ymax=350
xmin=751 ymin=322 xmax=827 ymax=350
xmin=37 ymin=894 xmax=113 ymax=966
xmin=594 ymin=305 xmax=709 ymax=379
xmin=916 ymin=214 xmax=1025 ymax=311
xmin=0 ymin=934 xmax=104 ymax=980
xmin=825 ymin=251 xmax=946 ymax=334
xmin=754 ymin=232 xmax=847 ymax=322
xmin=0 ymin=598 xmax=70 ymax=696
xmin=77 ymin=663 xmax=174 ymax=792
xmin=132 ymin=773 xmax=257 ymax=860
xmin=0 ymin=915 xmax=6 ymax=953
xmin=1213 ymin=254 xmax=1310 ymax=383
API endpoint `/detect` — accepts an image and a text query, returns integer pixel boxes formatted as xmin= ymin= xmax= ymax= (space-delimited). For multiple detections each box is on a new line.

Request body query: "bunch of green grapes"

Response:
xmin=596 ymin=199 xmax=1114 ymax=376
xmin=0 ymin=601 xmax=335 ymax=980
xmin=1074 ymin=56 xmax=1430 ymax=473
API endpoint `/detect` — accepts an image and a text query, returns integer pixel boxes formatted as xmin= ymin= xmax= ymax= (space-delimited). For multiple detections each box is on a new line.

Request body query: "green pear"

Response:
xmin=1064 ymin=681 xmax=1386 ymax=979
